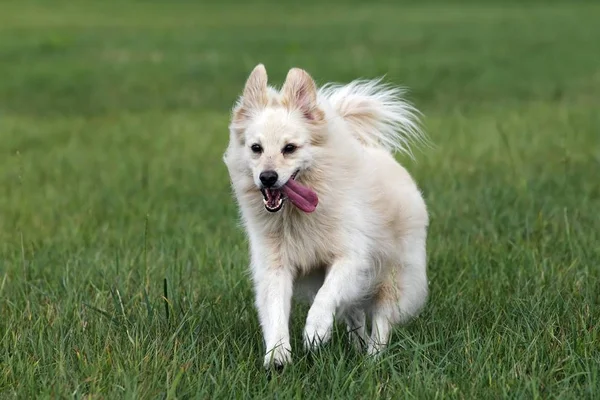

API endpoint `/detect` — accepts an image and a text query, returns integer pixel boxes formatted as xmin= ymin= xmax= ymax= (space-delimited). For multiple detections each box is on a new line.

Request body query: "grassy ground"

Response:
xmin=1 ymin=0 xmax=599 ymax=398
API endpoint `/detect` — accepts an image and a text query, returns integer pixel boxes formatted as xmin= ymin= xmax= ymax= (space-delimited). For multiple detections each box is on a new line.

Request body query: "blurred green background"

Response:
xmin=1 ymin=0 xmax=599 ymax=398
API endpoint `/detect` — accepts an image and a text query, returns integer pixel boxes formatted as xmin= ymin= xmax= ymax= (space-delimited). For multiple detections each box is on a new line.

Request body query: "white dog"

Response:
xmin=223 ymin=64 xmax=429 ymax=369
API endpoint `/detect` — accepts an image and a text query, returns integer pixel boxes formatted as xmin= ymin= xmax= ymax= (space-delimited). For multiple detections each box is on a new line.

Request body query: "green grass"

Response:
xmin=1 ymin=0 xmax=599 ymax=398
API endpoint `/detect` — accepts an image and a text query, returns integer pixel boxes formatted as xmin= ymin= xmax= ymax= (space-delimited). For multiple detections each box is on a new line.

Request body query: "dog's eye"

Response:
xmin=282 ymin=144 xmax=297 ymax=154
xmin=250 ymin=144 xmax=263 ymax=154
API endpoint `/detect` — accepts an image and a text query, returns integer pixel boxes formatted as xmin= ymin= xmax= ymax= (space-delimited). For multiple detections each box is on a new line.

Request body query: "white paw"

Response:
xmin=263 ymin=345 xmax=291 ymax=370
xmin=303 ymin=314 xmax=333 ymax=350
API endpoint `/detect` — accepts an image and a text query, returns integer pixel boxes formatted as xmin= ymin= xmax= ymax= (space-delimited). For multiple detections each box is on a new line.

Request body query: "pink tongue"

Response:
xmin=282 ymin=178 xmax=318 ymax=213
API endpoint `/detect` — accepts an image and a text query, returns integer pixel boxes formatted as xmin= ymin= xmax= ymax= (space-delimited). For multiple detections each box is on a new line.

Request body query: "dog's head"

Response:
xmin=224 ymin=64 xmax=324 ymax=213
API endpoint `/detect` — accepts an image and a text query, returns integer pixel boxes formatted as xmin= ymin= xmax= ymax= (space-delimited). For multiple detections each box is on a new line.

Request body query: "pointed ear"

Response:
xmin=281 ymin=68 xmax=324 ymax=122
xmin=230 ymin=64 xmax=268 ymax=143
xmin=240 ymin=63 xmax=268 ymax=110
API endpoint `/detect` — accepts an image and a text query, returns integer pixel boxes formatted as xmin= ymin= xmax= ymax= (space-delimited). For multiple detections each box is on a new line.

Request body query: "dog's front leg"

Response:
xmin=303 ymin=257 xmax=369 ymax=350
xmin=253 ymin=265 xmax=294 ymax=369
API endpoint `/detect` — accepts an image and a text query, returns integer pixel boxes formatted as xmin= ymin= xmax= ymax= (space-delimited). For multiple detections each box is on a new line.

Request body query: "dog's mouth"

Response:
xmin=260 ymin=171 xmax=318 ymax=213
xmin=261 ymin=188 xmax=284 ymax=212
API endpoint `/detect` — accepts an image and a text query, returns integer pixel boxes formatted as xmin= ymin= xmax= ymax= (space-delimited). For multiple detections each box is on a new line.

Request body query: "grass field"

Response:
xmin=1 ymin=0 xmax=599 ymax=398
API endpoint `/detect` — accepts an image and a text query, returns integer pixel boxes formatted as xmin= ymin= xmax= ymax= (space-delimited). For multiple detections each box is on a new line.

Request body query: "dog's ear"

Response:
xmin=281 ymin=68 xmax=324 ymax=123
xmin=230 ymin=64 xmax=268 ymax=142
xmin=240 ymin=64 xmax=268 ymax=111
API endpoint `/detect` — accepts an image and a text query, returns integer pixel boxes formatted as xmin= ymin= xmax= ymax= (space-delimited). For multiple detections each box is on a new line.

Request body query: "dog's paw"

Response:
xmin=263 ymin=346 xmax=292 ymax=370
xmin=303 ymin=316 xmax=333 ymax=351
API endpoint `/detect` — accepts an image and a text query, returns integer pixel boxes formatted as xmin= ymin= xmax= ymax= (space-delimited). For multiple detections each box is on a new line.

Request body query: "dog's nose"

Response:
xmin=259 ymin=170 xmax=278 ymax=187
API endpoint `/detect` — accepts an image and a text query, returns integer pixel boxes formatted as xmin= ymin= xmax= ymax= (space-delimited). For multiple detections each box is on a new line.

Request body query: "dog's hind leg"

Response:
xmin=343 ymin=307 xmax=367 ymax=351
xmin=368 ymin=229 xmax=428 ymax=355
xmin=367 ymin=293 xmax=396 ymax=355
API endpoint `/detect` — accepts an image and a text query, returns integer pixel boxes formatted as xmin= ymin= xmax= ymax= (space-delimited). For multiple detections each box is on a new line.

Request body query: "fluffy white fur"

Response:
xmin=223 ymin=64 xmax=430 ymax=369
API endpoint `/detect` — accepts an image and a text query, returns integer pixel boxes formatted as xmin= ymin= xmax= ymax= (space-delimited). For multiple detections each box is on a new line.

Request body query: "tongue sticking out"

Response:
xmin=282 ymin=178 xmax=318 ymax=213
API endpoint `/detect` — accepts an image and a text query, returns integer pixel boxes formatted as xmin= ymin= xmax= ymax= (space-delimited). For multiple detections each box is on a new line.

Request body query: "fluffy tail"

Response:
xmin=318 ymin=78 xmax=427 ymax=157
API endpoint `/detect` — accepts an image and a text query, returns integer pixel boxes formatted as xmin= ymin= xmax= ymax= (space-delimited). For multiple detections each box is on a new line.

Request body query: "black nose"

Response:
xmin=259 ymin=170 xmax=278 ymax=187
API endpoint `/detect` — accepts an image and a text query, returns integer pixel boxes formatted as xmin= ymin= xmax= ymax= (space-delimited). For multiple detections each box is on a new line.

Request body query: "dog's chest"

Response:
xmin=272 ymin=213 xmax=338 ymax=273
